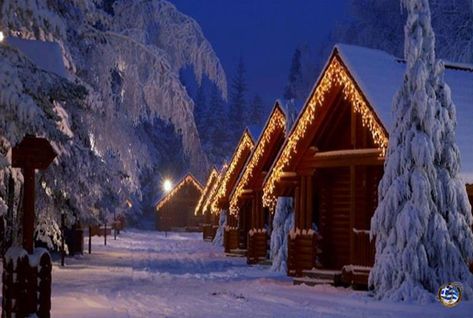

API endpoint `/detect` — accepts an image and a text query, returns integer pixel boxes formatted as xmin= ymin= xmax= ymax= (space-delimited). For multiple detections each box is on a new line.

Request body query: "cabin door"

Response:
xmin=317 ymin=167 xmax=350 ymax=270
xmin=239 ymin=201 xmax=252 ymax=249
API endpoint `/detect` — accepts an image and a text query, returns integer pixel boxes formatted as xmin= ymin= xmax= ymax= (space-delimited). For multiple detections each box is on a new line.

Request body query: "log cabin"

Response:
xmin=195 ymin=167 xmax=220 ymax=240
xmin=262 ymin=44 xmax=473 ymax=286
xmin=229 ymin=102 xmax=287 ymax=263
xmin=155 ymin=174 xmax=203 ymax=231
xmin=210 ymin=130 xmax=255 ymax=253
xmin=200 ymin=166 xmax=227 ymax=233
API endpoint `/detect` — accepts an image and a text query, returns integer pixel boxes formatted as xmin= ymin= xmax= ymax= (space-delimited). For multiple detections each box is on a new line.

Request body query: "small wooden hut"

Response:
xmin=210 ymin=129 xmax=255 ymax=253
xmin=155 ymin=174 xmax=203 ymax=231
xmin=262 ymin=44 xmax=473 ymax=285
xmin=195 ymin=167 xmax=220 ymax=240
xmin=229 ymin=102 xmax=287 ymax=263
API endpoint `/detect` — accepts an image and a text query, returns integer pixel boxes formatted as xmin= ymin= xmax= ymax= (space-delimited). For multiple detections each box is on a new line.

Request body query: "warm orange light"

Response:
xmin=210 ymin=130 xmax=254 ymax=214
xmin=163 ymin=179 xmax=173 ymax=193
xmin=194 ymin=168 xmax=219 ymax=216
xmin=262 ymin=56 xmax=388 ymax=211
xmin=156 ymin=175 xmax=203 ymax=211
xmin=229 ymin=106 xmax=286 ymax=215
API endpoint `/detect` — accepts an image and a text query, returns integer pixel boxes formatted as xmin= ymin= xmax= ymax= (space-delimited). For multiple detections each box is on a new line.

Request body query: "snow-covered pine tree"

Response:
xmin=370 ymin=0 xmax=473 ymax=302
xmin=0 ymin=0 xmax=227 ymax=227
xmin=249 ymin=94 xmax=265 ymax=127
xmin=207 ymin=85 xmax=230 ymax=165
xmin=228 ymin=56 xmax=248 ymax=143
xmin=269 ymin=99 xmax=299 ymax=272
xmin=270 ymin=197 xmax=294 ymax=272
xmin=283 ymin=48 xmax=303 ymax=100
xmin=332 ymin=0 xmax=473 ymax=64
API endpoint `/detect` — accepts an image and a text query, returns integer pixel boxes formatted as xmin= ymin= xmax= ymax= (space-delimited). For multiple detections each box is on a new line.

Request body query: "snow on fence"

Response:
xmin=2 ymin=247 xmax=52 ymax=317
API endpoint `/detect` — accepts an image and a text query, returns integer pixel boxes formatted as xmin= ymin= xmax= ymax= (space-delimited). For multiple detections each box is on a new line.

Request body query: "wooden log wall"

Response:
xmin=247 ymin=231 xmax=267 ymax=264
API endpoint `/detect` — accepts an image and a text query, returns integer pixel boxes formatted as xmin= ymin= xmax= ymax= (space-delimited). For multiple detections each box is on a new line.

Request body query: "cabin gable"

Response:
xmin=229 ymin=104 xmax=286 ymax=215
xmin=195 ymin=168 xmax=219 ymax=216
xmin=211 ymin=130 xmax=255 ymax=213
xmin=263 ymin=53 xmax=388 ymax=210
xmin=155 ymin=174 xmax=203 ymax=231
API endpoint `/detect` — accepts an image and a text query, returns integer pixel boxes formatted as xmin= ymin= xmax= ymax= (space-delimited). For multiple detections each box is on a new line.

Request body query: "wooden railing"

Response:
xmin=247 ymin=230 xmax=267 ymax=264
xmin=223 ymin=227 xmax=239 ymax=253
xmin=352 ymin=230 xmax=375 ymax=267
xmin=287 ymin=232 xmax=316 ymax=277
xmin=202 ymin=224 xmax=213 ymax=240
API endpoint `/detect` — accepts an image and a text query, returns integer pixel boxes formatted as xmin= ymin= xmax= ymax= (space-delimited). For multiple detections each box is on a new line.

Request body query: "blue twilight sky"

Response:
xmin=171 ymin=0 xmax=349 ymax=103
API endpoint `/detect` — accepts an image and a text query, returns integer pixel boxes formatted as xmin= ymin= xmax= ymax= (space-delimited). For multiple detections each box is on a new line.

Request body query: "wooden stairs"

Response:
xmin=293 ymin=268 xmax=342 ymax=286
xmin=225 ymin=248 xmax=247 ymax=258
xmin=293 ymin=266 xmax=371 ymax=290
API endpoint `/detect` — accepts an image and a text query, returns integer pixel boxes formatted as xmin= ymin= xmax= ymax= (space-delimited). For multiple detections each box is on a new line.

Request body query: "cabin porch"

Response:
xmin=288 ymin=149 xmax=383 ymax=289
xmin=246 ymin=192 xmax=271 ymax=264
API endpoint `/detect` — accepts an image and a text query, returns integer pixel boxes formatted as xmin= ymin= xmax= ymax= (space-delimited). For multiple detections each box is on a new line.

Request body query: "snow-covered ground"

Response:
xmin=49 ymin=230 xmax=471 ymax=317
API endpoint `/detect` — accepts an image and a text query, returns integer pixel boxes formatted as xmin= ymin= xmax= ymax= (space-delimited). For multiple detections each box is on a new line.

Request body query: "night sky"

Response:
xmin=171 ymin=0 xmax=349 ymax=103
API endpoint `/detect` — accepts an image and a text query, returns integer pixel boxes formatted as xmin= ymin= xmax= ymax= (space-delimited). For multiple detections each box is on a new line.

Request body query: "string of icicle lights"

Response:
xmin=262 ymin=56 xmax=388 ymax=211
xmin=194 ymin=168 xmax=218 ymax=216
xmin=229 ymin=107 xmax=286 ymax=215
xmin=211 ymin=131 xmax=254 ymax=214
xmin=156 ymin=175 xmax=203 ymax=211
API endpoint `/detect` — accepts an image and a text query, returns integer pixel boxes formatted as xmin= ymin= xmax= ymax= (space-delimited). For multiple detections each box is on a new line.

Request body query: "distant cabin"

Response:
xmin=210 ymin=130 xmax=255 ymax=252
xmin=262 ymin=43 xmax=473 ymax=284
xmin=229 ymin=102 xmax=288 ymax=263
xmin=155 ymin=174 xmax=203 ymax=231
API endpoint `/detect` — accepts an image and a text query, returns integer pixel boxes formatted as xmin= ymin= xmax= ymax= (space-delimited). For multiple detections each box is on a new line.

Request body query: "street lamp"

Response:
xmin=163 ymin=179 xmax=173 ymax=193
xmin=0 ymin=32 xmax=4 ymax=43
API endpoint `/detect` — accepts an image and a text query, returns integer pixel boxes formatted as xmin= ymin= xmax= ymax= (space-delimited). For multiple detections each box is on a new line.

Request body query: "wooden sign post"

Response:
xmin=12 ymin=135 xmax=57 ymax=253
xmin=3 ymin=135 xmax=57 ymax=317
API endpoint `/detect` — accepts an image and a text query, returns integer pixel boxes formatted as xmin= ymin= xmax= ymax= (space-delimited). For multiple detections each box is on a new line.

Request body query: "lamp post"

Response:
xmin=114 ymin=209 xmax=117 ymax=240
xmin=61 ymin=211 xmax=65 ymax=266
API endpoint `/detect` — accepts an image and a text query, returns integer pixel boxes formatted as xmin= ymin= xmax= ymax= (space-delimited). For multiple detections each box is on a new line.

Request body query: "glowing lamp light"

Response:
xmin=0 ymin=32 xmax=4 ymax=43
xmin=163 ymin=179 xmax=173 ymax=193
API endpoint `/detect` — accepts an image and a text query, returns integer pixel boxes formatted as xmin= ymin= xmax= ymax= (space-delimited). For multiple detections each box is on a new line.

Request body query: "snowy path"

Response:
xmin=51 ymin=230 xmax=471 ymax=317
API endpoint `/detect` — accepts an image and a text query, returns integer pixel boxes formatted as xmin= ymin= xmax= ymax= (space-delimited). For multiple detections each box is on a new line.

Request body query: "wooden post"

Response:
xmin=251 ymin=196 xmax=256 ymax=229
xmin=306 ymin=175 xmax=313 ymax=229
xmin=104 ymin=223 xmax=107 ymax=246
xmin=300 ymin=176 xmax=307 ymax=229
xmin=351 ymin=104 xmax=357 ymax=148
xmin=294 ymin=185 xmax=301 ymax=230
xmin=88 ymin=225 xmax=92 ymax=254
xmin=12 ymin=135 xmax=57 ymax=253
xmin=22 ymin=168 xmax=35 ymax=254
xmin=114 ymin=210 xmax=117 ymax=240
xmin=9 ymin=135 xmax=56 ymax=318
xmin=350 ymin=166 xmax=356 ymax=265
xmin=61 ymin=212 xmax=65 ymax=267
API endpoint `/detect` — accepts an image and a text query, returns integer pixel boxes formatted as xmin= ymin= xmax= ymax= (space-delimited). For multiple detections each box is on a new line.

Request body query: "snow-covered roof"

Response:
xmin=335 ymin=44 xmax=473 ymax=183
xmin=6 ymin=37 xmax=69 ymax=79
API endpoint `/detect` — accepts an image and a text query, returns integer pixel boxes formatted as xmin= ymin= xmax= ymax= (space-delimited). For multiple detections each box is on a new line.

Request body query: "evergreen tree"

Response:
xmin=270 ymin=197 xmax=294 ymax=272
xmin=194 ymin=84 xmax=208 ymax=142
xmin=370 ymin=0 xmax=473 ymax=302
xmin=207 ymin=85 xmax=230 ymax=165
xmin=229 ymin=56 xmax=248 ymax=142
xmin=249 ymin=94 xmax=265 ymax=127
xmin=283 ymin=48 xmax=303 ymax=100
